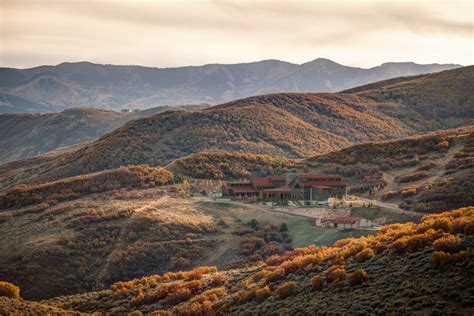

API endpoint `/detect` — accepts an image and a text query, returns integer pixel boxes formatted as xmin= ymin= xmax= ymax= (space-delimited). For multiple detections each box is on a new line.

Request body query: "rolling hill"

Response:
xmin=169 ymin=126 xmax=474 ymax=214
xmin=1 ymin=206 xmax=472 ymax=314
xmin=0 ymin=59 xmax=459 ymax=112
xmin=0 ymin=104 xmax=209 ymax=164
xmin=1 ymin=66 xmax=471 ymax=189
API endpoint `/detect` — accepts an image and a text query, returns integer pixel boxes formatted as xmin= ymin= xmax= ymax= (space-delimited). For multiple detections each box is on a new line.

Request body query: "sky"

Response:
xmin=1 ymin=0 xmax=473 ymax=69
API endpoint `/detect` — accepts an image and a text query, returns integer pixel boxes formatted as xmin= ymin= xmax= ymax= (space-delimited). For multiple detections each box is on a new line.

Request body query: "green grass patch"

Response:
xmin=195 ymin=200 xmax=239 ymax=210
xmin=287 ymin=217 xmax=369 ymax=247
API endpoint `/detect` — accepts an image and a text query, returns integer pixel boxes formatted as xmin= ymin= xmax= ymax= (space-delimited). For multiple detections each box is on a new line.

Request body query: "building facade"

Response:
xmin=223 ymin=173 xmax=346 ymax=203
xmin=288 ymin=173 xmax=346 ymax=205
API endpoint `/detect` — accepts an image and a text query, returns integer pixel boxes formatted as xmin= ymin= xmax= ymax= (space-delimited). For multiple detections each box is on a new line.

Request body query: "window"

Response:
xmin=294 ymin=183 xmax=300 ymax=189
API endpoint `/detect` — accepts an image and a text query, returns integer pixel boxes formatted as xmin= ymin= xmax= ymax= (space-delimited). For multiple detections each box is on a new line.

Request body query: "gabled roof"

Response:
xmin=262 ymin=186 xmax=292 ymax=194
xmin=253 ymin=176 xmax=285 ymax=188
xmin=300 ymin=180 xmax=346 ymax=187
xmin=298 ymin=173 xmax=342 ymax=180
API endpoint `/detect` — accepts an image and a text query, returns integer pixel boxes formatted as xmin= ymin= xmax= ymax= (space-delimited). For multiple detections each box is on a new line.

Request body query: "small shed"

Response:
xmin=322 ymin=216 xmax=373 ymax=229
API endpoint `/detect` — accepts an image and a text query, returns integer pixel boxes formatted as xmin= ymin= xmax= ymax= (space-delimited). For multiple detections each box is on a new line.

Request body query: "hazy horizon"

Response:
xmin=1 ymin=0 xmax=473 ymax=69
xmin=0 ymin=57 xmax=466 ymax=71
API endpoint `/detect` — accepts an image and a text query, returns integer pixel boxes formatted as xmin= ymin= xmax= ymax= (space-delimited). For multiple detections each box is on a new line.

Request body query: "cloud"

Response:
xmin=1 ymin=0 xmax=472 ymax=68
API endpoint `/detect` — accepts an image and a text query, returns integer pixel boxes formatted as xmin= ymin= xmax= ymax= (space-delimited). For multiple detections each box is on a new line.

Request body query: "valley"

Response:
xmin=0 ymin=66 xmax=472 ymax=315
xmin=2 ymin=1 xmax=473 ymax=314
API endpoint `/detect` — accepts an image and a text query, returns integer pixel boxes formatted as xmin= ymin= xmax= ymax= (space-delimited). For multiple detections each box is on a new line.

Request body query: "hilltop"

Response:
xmin=0 ymin=59 xmax=459 ymax=112
xmin=1 ymin=206 xmax=472 ymax=314
xmin=0 ymin=104 xmax=208 ymax=164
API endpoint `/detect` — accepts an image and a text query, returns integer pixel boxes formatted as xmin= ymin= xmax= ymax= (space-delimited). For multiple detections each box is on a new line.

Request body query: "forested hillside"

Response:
xmin=0 ymin=104 xmax=208 ymax=164
xmin=2 ymin=207 xmax=472 ymax=314
xmin=1 ymin=66 xmax=471 ymax=190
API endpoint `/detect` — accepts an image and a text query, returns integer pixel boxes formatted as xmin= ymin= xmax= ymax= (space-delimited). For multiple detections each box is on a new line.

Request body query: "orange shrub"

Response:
xmin=0 ymin=281 xmax=20 ymax=299
xmin=174 ymin=287 xmax=227 ymax=315
xmin=433 ymin=235 xmax=462 ymax=253
xmin=449 ymin=217 xmax=474 ymax=235
xmin=275 ymin=281 xmax=298 ymax=299
xmin=254 ymin=286 xmax=272 ymax=302
xmin=400 ymin=185 xmax=418 ymax=197
xmin=391 ymin=229 xmax=439 ymax=254
xmin=348 ymin=269 xmax=368 ymax=287
xmin=311 ymin=275 xmax=324 ymax=291
xmin=164 ymin=287 xmax=192 ymax=305
xmin=381 ymin=190 xmax=398 ymax=201
xmin=355 ymin=247 xmax=374 ymax=262
xmin=232 ymin=289 xmax=255 ymax=305
xmin=253 ymin=269 xmax=271 ymax=282
xmin=209 ymin=273 xmax=228 ymax=286
xmin=264 ymin=268 xmax=285 ymax=283
xmin=432 ymin=250 xmax=469 ymax=268
xmin=325 ymin=265 xmax=346 ymax=284
xmin=186 ymin=266 xmax=217 ymax=280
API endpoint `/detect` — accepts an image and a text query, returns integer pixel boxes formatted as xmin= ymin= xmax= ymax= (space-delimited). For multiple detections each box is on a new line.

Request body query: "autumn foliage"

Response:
xmin=0 ymin=165 xmax=173 ymax=209
xmin=348 ymin=269 xmax=368 ymax=287
xmin=0 ymin=281 xmax=20 ymax=299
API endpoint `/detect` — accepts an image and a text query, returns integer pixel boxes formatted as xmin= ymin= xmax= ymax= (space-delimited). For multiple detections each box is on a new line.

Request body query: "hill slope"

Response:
xmin=1 ymin=66 xmax=470 ymax=187
xmin=2 ymin=206 xmax=471 ymax=315
xmin=0 ymin=104 xmax=209 ymax=164
xmin=0 ymin=59 xmax=459 ymax=111
xmin=169 ymin=126 xmax=474 ymax=214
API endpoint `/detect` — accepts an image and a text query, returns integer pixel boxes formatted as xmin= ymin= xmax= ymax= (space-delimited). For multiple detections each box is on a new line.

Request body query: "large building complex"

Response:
xmin=222 ymin=173 xmax=346 ymax=204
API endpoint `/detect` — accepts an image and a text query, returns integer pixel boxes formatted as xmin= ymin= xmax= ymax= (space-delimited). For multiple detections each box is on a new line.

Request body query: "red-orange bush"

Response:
xmin=432 ymin=250 xmax=469 ymax=268
xmin=355 ymin=247 xmax=374 ymax=262
xmin=254 ymin=286 xmax=272 ymax=302
xmin=275 ymin=281 xmax=298 ymax=299
xmin=381 ymin=190 xmax=398 ymax=201
xmin=325 ymin=265 xmax=346 ymax=284
xmin=264 ymin=268 xmax=285 ymax=283
xmin=164 ymin=287 xmax=192 ymax=305
xmin=0 ymin=281 xmax=20 ymax=299
xmin=348 ymin=269 xmax=368 ymax=287
xmin=433 ymin=235 xmax=462 ymax=253
xmin=311 ymin=275 xmax=324 ymax=291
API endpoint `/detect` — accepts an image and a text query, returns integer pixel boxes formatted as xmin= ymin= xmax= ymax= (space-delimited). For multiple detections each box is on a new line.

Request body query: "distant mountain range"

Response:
xmin=0 ymin=59 xmax=461 ymax=112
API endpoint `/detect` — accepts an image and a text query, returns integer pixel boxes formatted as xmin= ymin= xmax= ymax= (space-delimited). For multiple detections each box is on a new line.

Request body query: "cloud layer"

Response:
xmin=1 ymin=0 xmax=473 ymax=68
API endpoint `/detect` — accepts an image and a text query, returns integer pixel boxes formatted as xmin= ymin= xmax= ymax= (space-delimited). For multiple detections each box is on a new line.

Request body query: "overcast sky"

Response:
xmin=1 ymin=0 xmax=473 ymax=69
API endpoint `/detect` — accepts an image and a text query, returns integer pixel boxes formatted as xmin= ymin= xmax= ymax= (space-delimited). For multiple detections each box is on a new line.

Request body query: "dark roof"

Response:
xmin=262 ymin=186 xmax=292 ymax=194
xmin=253 ymin=176 xmax=285 ymax=188
xmin=228 ymin=186 xmax=258 ymax=194
xmin=226 ymin=181 xmax=252 ymax=186
xmin=298 ymin=173 xmax=342 ymax=180
xmin=300 ymin=180 xmax=346 ymax=187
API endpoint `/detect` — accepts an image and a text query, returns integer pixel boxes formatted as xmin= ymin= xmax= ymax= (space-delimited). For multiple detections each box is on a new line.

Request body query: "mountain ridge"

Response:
xmin=0 ymin=59 xmax=461 ymax=112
